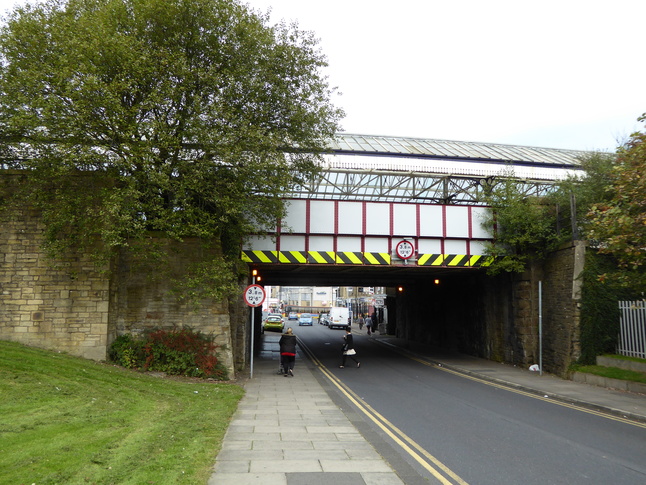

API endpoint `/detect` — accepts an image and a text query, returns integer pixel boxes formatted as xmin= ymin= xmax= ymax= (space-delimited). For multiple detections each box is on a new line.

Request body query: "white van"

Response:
xmin=328 ymin=307 xmax=350 ymax=330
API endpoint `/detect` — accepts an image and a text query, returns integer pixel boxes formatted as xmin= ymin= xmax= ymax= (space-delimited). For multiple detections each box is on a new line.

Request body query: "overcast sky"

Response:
xmin=2 ymin=0 xmax=644 ymax=152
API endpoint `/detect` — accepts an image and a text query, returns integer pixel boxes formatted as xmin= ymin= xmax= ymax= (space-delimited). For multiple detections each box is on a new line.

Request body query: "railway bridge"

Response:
xmin=242 ymin=133 xmax=586 ymax=287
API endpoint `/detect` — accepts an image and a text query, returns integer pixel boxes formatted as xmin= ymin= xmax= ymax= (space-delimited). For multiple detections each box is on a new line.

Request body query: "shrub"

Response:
xmin=109 ymin=327 xmax=228 ymax=380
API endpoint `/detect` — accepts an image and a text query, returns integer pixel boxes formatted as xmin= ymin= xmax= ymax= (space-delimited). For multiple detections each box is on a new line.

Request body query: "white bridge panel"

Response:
xmin=309 ymin=235 xmax=334 ymax=251
xmin=365 ymin=237 xmax=390 ymax=252
xmin=444 ymin=239 xmax=467 ymax=254
xmin=417 ymin=239 xmax=443 ymax=254
xmin=419 ymin=206 xmax=443 ymax=237
xmin=338 ymin=201 xmax=363 ymax=235
xmin=279 ymin=235 xmax=305 ymax=251
xmin=244 ymin=234 xmax=274 ymax=250
xmin=283 ymin=200 xmax=307 ymax=233
xmin=393 ymin=204 xmax=417 ymax=236
xmin=469 ymin=240 xmax=487 ymax=255
xmin=365 ymin=203 xmax=390 ymax=235
xmin=310 ymin=200 xmax=335 ymax=234
xmin=471 ymin=207 xmax=491 ymax=239
xmin=445 ymin=206 xmax=470 ymax=238
xmin=337 ymin=236 xmax=362 ymax=252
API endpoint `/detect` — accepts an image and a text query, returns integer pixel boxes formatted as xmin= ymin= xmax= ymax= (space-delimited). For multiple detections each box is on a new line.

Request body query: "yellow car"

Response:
xmin=263 ymin=315 xmax=284 ymax=332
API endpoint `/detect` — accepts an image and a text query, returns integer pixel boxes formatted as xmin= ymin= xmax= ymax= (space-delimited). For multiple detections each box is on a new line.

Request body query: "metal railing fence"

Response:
xmin=617 ymin=300 xmax=646 ymax=359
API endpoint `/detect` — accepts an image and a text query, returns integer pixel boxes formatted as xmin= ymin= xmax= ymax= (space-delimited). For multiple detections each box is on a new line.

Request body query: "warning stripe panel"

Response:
xmin=336 ymin=252 xmax=364 ymax=264
xmin=417 ymin=254 xmax=490 ymax=267
xmin=279 ymin=251 xmax=308 ymax=264
xmin=364 ymin=252 xmax=391 ymax=265
xmin=241 ymin=250 xmax=489 ymax=267
xmin=241 ymin=250 xmax=278 ymax=263
xmin=308 ymin=251 xmax=336 ymax=264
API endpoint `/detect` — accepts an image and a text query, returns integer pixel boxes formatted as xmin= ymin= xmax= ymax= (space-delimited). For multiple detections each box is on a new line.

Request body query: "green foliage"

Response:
xmin=109 ymin=327 xmax=228 ymax=379
xmin=480 ymin=172 xmax=561 ymax=275
xmin=0 ymin=340 xmax=243 ymax=484
xmin=548 ymin=151 xmax=617 ymax=241
xmin=0 ymin=0 xmax=343 ymax=300
xmin=587 ymin=114 xmax=646 ymax=292
xmin=578 ymin=251 xmax=632 ymax=364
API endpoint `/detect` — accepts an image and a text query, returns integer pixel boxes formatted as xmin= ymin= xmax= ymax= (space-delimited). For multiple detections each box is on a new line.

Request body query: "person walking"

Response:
xmin=365 ymin=314 xmax=372 ymax=336
xmin=358 ymin=314 xmax=365 ymax=330
xmin=340 ymin=328 xmax=360 ymax=368
xmin=279 ymin=327 xmax=297 ymax=377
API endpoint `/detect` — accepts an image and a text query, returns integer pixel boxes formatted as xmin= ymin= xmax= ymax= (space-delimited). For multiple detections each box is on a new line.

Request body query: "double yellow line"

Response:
xmin=297 ymin=338 xmax=469 ymax=485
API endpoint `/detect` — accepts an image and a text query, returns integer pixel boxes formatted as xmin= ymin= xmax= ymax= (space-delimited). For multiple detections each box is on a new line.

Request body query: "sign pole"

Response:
xmin=243 ymin=280 xmax=265 ymax=379
xmin=539 ymin=280 xmax=543 ymax=376
xmin=250 ymin=277 xmax=255 ymax=379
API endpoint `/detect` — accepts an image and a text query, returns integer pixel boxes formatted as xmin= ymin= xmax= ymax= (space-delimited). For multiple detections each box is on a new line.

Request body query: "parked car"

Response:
xmin=263 ymin=315 xmax=284 ymax=332
xmin=298 ymin=313 xmax=313 ymax=326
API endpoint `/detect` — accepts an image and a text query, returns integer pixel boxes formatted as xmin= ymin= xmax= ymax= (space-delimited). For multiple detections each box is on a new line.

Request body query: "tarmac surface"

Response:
xmin=209 ymin=330 xmax=646 ymax=485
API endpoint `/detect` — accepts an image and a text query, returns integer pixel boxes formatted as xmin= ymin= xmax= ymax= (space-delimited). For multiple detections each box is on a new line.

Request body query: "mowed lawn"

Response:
xmin=0 ymin=340 xmax=244 ymax=484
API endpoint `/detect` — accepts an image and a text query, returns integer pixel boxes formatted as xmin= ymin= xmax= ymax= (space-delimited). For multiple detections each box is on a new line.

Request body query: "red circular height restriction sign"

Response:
xmin=243 ymin=284 xmax=265 ymax=307
xmin=396 ymin=240 xmax=415 ymax=260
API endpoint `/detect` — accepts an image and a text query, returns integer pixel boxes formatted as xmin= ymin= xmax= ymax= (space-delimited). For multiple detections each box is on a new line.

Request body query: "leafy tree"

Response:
xmin=587 ymin=114 xmax=646 ymax=292
xmin=548 ymin=151 xmax=617 ymax=241
xmin=480 ymin=171 xmax=561 ymax=275
xmin=0 ymin=0 xmax=343 ymax=300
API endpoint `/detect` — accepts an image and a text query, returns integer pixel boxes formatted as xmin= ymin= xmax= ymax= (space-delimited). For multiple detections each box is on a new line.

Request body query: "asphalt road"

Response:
xmin=293 ymin=323 xmax=646 ymax=485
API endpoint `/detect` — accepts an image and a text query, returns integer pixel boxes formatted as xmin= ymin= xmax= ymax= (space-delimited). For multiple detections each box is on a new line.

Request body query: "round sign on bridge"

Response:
xmin=243 ymin=284 xmax=265 ymax=307
xmin=396 ymin=239 xmax=415 ymax=260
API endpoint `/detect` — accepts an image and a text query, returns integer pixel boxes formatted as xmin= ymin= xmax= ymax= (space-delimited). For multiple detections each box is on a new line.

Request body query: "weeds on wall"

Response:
xmin=109 ymin=327 xmax=228 ymax=380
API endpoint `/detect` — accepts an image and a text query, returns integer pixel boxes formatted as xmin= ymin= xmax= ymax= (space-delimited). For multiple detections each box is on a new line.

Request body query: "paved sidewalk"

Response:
xmin=209 ymin=336 xmax=405 ymax=485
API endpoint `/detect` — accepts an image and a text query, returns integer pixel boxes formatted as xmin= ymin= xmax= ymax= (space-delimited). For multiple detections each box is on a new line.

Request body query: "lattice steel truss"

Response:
xmin=289 ymin=168 xmax=558 ymax=206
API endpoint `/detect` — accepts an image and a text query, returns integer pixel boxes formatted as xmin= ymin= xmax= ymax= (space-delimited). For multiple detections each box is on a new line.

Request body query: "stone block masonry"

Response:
xmin=0 ymin=201 xmax=110 ymax=361
xmin=1 ymin=173 xmax=237 ymax=376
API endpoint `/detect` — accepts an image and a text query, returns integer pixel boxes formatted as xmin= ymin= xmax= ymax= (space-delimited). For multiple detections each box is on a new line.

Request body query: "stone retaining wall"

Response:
xmin=1 ymin=173 xmax=239 ymax=376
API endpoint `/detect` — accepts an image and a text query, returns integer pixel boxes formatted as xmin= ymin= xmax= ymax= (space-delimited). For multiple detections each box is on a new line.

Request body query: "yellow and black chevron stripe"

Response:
xmin=417 ymin=254 xmax=492 ymax=267
xmin=363 ymin=252 xmax=391 ymax=265
xmin=241 ymin=250 xmax=489 ymax=267
xmin=242 ymin=250 xmax=392 ymax=265
xmin=308 ymin=251 xmax=337 ymax=264
xmin=241 ymin=250 xmax=278 ymax=263
xmin=278 ymin=251 xmax=308 ymax=264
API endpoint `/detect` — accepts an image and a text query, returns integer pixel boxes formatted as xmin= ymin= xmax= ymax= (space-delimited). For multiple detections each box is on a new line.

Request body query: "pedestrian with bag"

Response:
xmin=340 ymin=328 xmax=360 ymax=368
xmin=279 ymin=327 xmax=297 ymax=377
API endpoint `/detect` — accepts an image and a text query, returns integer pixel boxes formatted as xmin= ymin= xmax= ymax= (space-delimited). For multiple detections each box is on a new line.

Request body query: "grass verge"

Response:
xmin=572 ymin=364 xmax=646 ymax=384
xmin=602 ymin=354 xmax=646 ymax=364
xmin=0 ymin=340 xmax=244 ymax=485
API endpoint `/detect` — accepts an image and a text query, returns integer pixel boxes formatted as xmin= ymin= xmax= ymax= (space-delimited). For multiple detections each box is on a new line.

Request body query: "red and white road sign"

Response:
xmin=243 ymin=284 xmax=265 ymax=307
xmin=395 ymin=239 xmax=415 ymax=260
